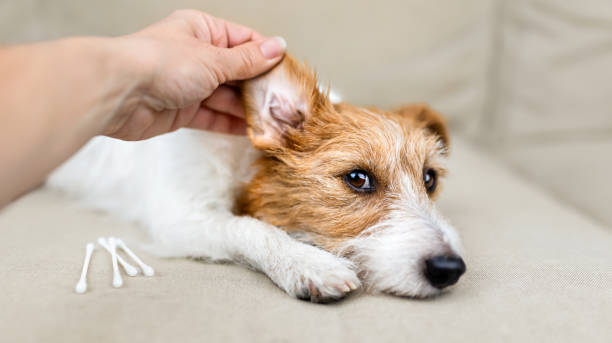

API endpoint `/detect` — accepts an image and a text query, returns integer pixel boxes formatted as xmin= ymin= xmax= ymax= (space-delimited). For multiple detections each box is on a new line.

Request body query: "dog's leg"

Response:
xmin=49 ymin=132 xmax=359 ymax=302
xmin=149 ymin=214 xmax=360 ymax=303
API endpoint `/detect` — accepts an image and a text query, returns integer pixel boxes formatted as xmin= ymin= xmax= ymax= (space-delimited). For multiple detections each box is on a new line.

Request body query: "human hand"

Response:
xmin=103 ymin=10 xmax=286 ymax=140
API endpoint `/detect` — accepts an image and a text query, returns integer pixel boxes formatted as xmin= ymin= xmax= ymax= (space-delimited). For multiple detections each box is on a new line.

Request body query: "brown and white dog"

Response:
xmin=49 ymin=54 xmax=465 ymax=302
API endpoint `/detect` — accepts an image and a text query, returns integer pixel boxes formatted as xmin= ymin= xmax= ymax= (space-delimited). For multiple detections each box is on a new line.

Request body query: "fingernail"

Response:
xmin=260 ymin=36 xmax=287 ymax=59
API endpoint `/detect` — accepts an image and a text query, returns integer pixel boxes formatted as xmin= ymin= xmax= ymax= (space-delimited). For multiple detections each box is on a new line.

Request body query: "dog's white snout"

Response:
xmin=341 ymin=207 xmax=464 ymax=297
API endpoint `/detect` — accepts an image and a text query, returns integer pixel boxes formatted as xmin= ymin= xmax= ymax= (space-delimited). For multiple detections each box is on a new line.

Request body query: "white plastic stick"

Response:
xmin=75 ymin=243 xmax=94 ymax=294
xmin=107 ymin=238 xmax=123 ymax=288
xmin=97 ymin=237 xmax=138 ymax=277
xmin=113 ymin=237 xmax=155 ymax=276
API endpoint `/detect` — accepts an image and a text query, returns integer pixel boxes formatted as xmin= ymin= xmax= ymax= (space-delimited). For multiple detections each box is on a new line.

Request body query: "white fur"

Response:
xmin=49 ymin=129 xmax=359 ymax=301
xmin=49 ymin=96 xmax=463 ymax=301
xmin=318 ymin=84 xmax=342 ymax=104
xmin=334 ymin=113 xmax=463 ymax=297
xmin=338 ymin=191 xmax=462 ymax=297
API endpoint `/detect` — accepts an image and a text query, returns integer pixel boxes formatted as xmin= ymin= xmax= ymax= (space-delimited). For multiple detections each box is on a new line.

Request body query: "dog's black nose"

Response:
xmin=424 ymin=256 xmax=466 ymax=289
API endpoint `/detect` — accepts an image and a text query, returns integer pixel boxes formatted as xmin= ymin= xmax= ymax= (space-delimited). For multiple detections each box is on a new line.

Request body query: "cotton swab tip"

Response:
xmin=75 ymin=281 xmax=87 ymax=294
xmin=75 ymin=242 xmax=95 ymax=294
xmin=112 ymin=277 xmax=123 ymax=288
xmin=124 ymin=264 xmax=139 ymax=277
xmin=98 ymin=237 xmax=138 ymax=277
xmin=108 ymin=237 xmax=123 ymax=288
xmin=142 ymin=265 xmax=155 ymax=277
xmin=113 ymin=237 xmax=155 ymax=277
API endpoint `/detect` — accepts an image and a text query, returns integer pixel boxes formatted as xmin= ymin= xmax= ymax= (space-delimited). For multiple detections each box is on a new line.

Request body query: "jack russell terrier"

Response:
xmin=49 ymin=54 xmax=465 ymax=303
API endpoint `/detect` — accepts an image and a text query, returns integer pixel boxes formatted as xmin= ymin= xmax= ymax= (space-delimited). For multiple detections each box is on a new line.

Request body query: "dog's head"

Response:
xmin=239 ymin=55 xmax=464 ymax=297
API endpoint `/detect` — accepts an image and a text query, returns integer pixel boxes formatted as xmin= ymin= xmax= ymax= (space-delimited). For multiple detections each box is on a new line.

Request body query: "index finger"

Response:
xmin=222 ymin=19 xmax=266 ymax=47
xmin=202 ymin=13 xmax=266 ymax=48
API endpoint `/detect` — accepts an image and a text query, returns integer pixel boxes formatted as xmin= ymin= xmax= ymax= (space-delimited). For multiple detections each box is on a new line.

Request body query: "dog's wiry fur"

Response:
xmin=48 ymin=55 xmax=463 ymax=302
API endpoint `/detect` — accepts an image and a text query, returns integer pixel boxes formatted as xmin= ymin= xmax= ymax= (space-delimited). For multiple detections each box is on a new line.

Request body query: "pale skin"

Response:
xmin=0 ymin=10 xmax=286 ymax=208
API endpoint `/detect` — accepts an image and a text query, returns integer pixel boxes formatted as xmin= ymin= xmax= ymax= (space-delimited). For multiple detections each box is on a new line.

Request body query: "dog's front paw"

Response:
xmin=269 ymin=245 xmax=361 ymax=303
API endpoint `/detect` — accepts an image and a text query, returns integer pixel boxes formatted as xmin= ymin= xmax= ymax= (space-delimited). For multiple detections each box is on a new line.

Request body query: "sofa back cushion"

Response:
xmin=0 ymin=0 xmax=495 ymax=130
xmin=491 ymin=0 xmax=612 ymax=139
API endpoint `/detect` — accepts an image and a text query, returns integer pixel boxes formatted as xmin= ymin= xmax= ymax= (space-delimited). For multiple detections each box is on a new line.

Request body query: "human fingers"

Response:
xmin=186 ymin=106 xmax=247 ymax=135
xmin=209 ymin=36 xmax=286 ymax=83
xmin=203 ymin=85 xmax=245 ymax=119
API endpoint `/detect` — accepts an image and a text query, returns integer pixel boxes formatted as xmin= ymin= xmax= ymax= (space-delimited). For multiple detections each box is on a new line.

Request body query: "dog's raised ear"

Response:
xmin=241 ymin=55 xmax=329 ymax=151
xmin=393 ymin=103 xmax=450 ymax=149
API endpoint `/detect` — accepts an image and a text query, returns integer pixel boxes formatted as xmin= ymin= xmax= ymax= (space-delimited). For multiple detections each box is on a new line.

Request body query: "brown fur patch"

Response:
xmin=237 ymin=55 xmax=449 ymax=245
xmin=392 ymin=103 xmax=450 ymax=149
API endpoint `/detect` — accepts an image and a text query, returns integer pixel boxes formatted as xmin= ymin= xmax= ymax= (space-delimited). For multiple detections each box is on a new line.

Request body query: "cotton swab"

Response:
xmin=112 ymin=237 xmax=155 ymax=277
xmin=107 ymin=238 xmax=123 ymax=288
xmin=75 ymin=243 xmax=95 ymax=294
xmin=97 ymin=237 xmax=138 ymax=277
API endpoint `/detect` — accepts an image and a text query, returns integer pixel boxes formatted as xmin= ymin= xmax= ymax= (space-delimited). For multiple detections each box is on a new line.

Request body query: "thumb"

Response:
xmin=211 ymin=36 xmax=287 ymax=82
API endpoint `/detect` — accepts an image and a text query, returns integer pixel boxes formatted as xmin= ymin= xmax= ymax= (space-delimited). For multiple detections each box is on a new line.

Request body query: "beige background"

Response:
xmin=3 ymin=1 xmax=610 ymax=225
xmin=0 ymin=0 xmax=495 ymax=130
xmin=1 ymin=1 xmax=611 ymax=341
xmin=2 ymin=138 xmax=611 ymax=343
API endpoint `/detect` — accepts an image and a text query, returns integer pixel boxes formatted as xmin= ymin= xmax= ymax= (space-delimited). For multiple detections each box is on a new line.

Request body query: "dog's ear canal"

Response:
xmin=241 ymin=55 xmax=325 ymax=151
xmin=394 ymin=104 xmax=450 ymax=149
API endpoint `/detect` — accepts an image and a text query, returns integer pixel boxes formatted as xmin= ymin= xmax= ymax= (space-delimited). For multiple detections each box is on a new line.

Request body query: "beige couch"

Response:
xmin=1 ymin=1 xmax=611 ymax=342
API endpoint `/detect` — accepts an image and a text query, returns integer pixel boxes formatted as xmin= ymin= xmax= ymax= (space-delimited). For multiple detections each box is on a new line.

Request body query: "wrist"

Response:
xmin=61 ymin=36 xmax=146 ymax=136
xmin=91 ymin=36 xmax=146 ymax=136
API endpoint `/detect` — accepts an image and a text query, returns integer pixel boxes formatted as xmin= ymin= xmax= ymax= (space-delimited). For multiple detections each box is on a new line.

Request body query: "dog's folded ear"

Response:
xmin=241 ymin=54 xmax=328 ymax=151
xmin=392 ymin=104 xmax=450 ymax=149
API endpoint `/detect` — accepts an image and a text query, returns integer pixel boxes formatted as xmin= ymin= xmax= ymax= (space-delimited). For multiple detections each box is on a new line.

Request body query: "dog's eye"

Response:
xmin=424 ymin=168 xmax=437 ymax=193
xmin=344 ymin=170 xmax=375 ymax=193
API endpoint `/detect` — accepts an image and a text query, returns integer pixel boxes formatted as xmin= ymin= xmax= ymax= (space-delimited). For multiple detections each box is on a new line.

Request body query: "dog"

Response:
xmin=48 ymin=54 xmax=465 ymax=303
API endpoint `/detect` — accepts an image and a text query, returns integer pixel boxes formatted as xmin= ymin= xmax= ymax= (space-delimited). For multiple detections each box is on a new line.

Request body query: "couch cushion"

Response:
xmin=503 ymin=137 xmax=612 ymax=228
xmin=0 ymin=0 xmax=494 ymax=131
xmin=1 ymin=137 xmax=610 ymax=342
xmin=492 ymin=0 xmax=612 ymax=138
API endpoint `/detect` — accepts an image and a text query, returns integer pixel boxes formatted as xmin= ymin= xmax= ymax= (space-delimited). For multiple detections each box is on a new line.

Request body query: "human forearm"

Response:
xmin=0 ymin=10 xmax=286 ymax=209
xmin=0 ymin=37 xmax=135 ymax=207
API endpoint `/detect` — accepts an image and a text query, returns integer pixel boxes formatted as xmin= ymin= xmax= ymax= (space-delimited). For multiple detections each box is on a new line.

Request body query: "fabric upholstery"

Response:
xmin=492 ymin=0 xmax=612 ymax=137
xmin=1 ymin=138 xmax=610 ymax=342
xmin=1 ymin=1 xmax=611 ymax=341
xmin=504 ymin=139 xmax=612 ymax=227
xmin=0 ymin=0 xmax=494 ymax=130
